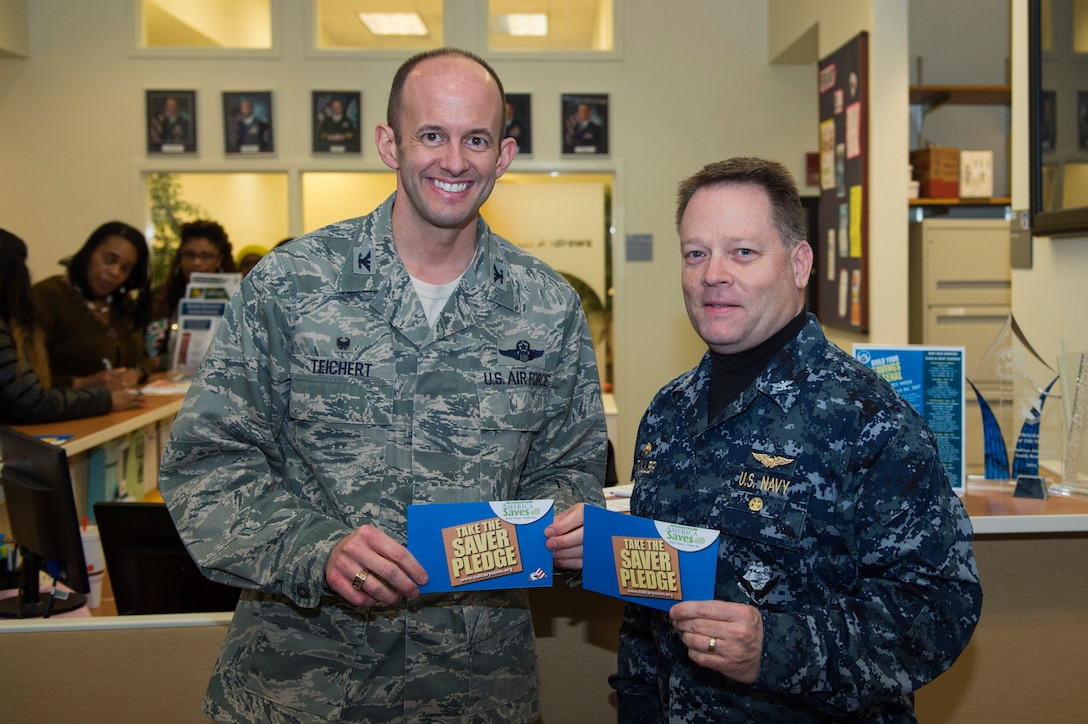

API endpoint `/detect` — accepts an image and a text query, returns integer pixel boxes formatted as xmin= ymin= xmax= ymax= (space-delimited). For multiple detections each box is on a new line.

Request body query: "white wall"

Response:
xmin=769 ymin=1 xmax=911 ymax=354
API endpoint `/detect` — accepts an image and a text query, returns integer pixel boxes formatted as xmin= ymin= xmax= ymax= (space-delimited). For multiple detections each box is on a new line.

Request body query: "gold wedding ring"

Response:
xmin=352 ymin=569 xmax=369 ymax=591
xmin=707 ymin=636 xmax=717 ymax=654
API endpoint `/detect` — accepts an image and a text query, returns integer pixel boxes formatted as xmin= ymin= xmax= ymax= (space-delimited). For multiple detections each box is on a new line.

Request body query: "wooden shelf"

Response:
xmin=910 ymin=197 xmax=1011 ymax=207
xmin=909 ymin=84 xmax=1011 ymax=110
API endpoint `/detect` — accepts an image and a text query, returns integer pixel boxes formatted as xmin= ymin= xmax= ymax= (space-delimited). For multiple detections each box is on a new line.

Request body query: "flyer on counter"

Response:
xmin=583 ymin=506 xmax=719 ymax=611
xmin=853 ymin=344 xmax=966 ymax=494
xmin=407 ymin=499 xmax=554 ymax=593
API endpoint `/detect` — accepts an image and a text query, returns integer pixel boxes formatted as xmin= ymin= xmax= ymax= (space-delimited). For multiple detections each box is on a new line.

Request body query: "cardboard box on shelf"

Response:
xmin=911 ymin=147 xmax=960 ymax=198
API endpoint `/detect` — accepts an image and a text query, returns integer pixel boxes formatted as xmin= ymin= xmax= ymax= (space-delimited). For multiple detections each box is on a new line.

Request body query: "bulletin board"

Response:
xmin=816 ymin=32 xmax=869 ymax=332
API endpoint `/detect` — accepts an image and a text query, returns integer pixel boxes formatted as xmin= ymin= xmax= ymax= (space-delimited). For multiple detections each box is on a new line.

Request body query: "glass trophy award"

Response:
xmin=966 ymin=316 xmax=1062 ymax=482
xmin=1055 ymin=346 xmax=1088 ymax=497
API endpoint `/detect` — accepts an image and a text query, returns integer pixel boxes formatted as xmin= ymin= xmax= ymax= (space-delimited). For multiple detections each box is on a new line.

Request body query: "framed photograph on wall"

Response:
xmin=561 ymin=93 xmax=609 ymax=155
xmin=223 ymin=91 xmax=274 ymax=154
xmin=504 ymin=93 xmax=532 ymax=156
xmin=146 ymin=90 xmax=196 ymax=154
xmin=313 ymin=91 xmax=361 ymax=154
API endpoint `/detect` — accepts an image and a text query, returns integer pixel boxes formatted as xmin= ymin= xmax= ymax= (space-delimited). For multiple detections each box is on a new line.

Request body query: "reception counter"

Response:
xmin=2 ymin=471 xmax=1086 ymax=721
xmin=2 ymin=394 xmax=184 ymax=535
xmin=914 ymin=479 xmax=1088 ymax=723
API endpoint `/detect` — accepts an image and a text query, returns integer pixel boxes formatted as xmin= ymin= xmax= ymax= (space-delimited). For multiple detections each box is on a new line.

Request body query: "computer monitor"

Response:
xmin=0 ymin=426 xmax=90 ymax=618
xmin=92 ymin=501 xmax=241 ymax=615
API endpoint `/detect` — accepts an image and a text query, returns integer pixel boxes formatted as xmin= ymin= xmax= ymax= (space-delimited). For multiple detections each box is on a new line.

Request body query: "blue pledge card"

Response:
xmin=408 ymin=500 xmax=554 ymax=593
xmin=583 ymin=505 xmax=719 ymax=611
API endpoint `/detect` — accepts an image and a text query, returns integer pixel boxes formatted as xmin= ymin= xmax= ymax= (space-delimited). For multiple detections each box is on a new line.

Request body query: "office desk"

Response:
xmin=3 ymin=395 xmax=184 ymax=533
xmin=11 ymin=394 xmax=184 ymax=457
xmin=915 ymin=480 xmax=1088 ymax=723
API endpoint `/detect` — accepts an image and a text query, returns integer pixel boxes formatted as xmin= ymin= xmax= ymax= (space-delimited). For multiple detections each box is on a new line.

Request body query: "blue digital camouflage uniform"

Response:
xmin=610 ymin=315 xmax=982 ymax=723
xmin=159 ymin=194 xmax=607 ymax=723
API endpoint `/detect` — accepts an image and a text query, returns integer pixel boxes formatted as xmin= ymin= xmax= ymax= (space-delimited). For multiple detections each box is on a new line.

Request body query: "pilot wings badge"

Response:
xmin=751 ymin=452 xmax=794 ymax=469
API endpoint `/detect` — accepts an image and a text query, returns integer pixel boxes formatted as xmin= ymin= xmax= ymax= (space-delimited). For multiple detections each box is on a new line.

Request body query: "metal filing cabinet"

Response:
xmin=909 ymin=218 xmax=1011 ymax=475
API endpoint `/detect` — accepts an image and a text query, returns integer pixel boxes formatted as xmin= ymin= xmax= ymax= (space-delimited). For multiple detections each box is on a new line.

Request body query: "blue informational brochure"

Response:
xmin=407 ymin=500 xmax=554 ymax=593
xmin=583 ymin=505 xmax=719 ymax=611
xmin=853 ymin=344 xmax=966 ymax=494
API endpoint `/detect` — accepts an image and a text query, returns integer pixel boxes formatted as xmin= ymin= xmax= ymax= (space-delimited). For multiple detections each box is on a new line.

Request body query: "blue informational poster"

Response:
xmin=407 ymin=500 xmax=554 ymax=593
xmin=583 ymin=506 xmax=719 ymax=612
xmin=853 ymin=344 xmax=966 ymax=494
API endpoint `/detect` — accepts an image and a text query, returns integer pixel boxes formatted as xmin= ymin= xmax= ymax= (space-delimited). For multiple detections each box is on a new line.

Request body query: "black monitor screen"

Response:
xmin=0 ymin=426 xmax=90 ymax=618
xmin=93 ymin=501 xmax=241 ymax=615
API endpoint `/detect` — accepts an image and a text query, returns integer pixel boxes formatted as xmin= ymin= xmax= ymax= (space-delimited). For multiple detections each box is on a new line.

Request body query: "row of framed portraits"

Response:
xmin=146 ymin=90 xmax=611 ymax=157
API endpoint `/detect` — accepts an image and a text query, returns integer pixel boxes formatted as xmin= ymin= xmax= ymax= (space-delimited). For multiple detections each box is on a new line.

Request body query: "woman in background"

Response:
xmin=234 ymin=243 xmax=267 ymax=277
xmin=147 ymin=219 xmax=236 ymax=371
xmin=1 ymin=228 xmax=143 ymax=424
xmin=33 ymin=221 xmax=153 ymax=390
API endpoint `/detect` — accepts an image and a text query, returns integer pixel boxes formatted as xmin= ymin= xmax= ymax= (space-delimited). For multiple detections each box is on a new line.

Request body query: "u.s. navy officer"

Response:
xmin=609 ymin=157 xmax=981 ymax=722
xmin=160 ymin=48 xmax=606 ymax=723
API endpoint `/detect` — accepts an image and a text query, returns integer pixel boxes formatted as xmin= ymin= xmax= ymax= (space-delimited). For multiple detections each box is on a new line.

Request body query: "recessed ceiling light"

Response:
xmin=493 ymin=13 xmax=548 ymax=37
xmin=358 ymin=12 xmax=428 ymax=36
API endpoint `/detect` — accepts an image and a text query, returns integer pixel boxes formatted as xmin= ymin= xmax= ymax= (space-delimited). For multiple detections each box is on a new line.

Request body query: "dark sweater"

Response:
xmin=0 ymin=319 xmax=111 ymax=424
xmin=32 ymin=275 xmax=151 ymax=388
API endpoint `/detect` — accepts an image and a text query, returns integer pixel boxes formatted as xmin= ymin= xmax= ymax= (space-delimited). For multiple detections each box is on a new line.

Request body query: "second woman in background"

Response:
xmin=147 ymin=220 xmax=235 ymax=371
xmin=33 ymin=221 xmax=153 ymax=391
xmin=1 ymin=228 xmax=144 ymax=423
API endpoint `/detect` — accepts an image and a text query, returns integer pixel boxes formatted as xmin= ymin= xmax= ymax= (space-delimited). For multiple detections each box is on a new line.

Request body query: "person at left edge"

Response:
xmin=158 ymin=47 xmax=606 ymax=723
xmin=1 ymin=228 xmax=144 ymax=423
xmin=32 ymin=221 xmax=153 ymax=391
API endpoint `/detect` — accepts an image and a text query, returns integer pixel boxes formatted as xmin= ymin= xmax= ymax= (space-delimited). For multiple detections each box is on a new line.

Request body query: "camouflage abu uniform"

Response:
xmin=159 ymin=194 xmax=606 ymax=723
xmin=610 ymin=316 xmax=981 ymax=723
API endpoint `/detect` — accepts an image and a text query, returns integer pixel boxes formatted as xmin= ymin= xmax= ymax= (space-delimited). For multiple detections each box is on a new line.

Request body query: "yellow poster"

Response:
xmin=849 ymin=185 xmax=863 ymax=257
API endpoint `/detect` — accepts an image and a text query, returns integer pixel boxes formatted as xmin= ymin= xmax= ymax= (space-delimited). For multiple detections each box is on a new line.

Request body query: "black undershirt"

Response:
xmin=707 ymin=310 xmax=809 ymax=423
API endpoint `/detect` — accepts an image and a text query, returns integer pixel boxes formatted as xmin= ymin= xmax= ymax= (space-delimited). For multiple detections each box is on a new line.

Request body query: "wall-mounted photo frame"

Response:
xmin=504 ymin=93 xmax=532 ymax=156
xmin=223 ymin=91 xmax=274 ymax=155
xmin=146 ymin=90 xmax=196 ymax=154
xmin=561 ymin=93 xmax=609 ymax=155
xmin=313 ymin=91 xmax=361 ymax=154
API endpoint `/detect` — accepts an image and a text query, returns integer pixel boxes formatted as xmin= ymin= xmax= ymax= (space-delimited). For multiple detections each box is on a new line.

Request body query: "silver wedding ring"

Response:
xmin=707 ymin=636 xmax=717 ymax=654
xmin=352 ymin=569 xmax=369 ymax=591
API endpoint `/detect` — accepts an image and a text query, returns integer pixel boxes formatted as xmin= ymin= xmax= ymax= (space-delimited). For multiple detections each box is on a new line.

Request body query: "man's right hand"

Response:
xmin=326 ymin=525 xmax=429 ymax=608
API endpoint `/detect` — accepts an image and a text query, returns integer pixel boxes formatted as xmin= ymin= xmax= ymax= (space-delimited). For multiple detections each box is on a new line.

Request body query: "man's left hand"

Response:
xmin=544 ymin=502 xmax=587 ymax=570
xmin=670 ymin=599 xmax=763 ymax=684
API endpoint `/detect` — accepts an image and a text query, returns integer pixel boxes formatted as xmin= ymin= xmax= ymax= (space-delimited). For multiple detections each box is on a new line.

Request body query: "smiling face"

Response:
xmin=375 ymin=54 xmax=516 ymax=243
xmin=85 ymin=234 xmax=139 ymax=299
xmin=679 ymin=183 xmax=812 ymax=355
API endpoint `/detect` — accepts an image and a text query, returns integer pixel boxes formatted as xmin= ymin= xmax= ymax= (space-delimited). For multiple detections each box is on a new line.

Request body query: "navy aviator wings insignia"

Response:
xmin=752 ymin=452 xmax=794 ymax=469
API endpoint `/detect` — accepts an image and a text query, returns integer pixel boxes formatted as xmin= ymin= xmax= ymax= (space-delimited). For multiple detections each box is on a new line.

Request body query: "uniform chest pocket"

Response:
xmin=477 ymin=385 xmax=548 ymax=432
xmin=712 ymin=473 xmax=811 ymax=552
xmin=289 ymin=374 xmax=393 ymax=426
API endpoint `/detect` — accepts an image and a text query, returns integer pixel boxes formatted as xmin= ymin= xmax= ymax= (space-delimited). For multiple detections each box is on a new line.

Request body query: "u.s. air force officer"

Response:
xmin=159 ymin=48 xmax=606 ymax=722
xmin=609 ymin=157 xmax=981 ymax=721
